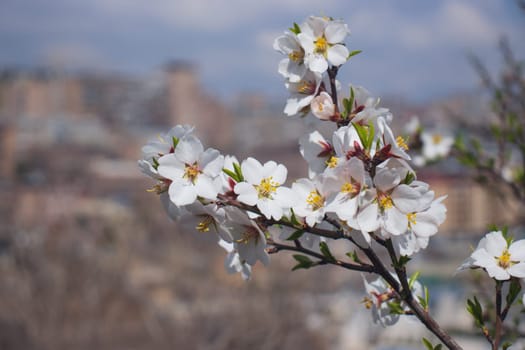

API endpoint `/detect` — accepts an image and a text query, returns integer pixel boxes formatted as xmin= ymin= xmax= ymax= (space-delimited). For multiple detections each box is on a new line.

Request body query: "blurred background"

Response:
xmin=0 ymin=1 xmax=524 ymax=349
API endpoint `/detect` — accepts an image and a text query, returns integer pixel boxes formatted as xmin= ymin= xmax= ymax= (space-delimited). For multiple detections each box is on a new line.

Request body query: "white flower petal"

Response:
xmin=169 ymin=182 xmax=197 ymax=206
xmin=327 ymin=44 xmax=349 ymax=66
xmin=509 ymin=240 xmax=525 ymax=261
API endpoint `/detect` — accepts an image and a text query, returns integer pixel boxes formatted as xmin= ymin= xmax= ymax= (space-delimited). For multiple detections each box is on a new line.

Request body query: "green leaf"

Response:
xmin=408 ymin=272 xmax=420 ymax=289
xmin=393 ymin=255 xmax=411 ymax=269
xmin=348 ymin=86 xmax=355 ymax=111
xmin=402 ymin=171 xmax=416 ymax=185
xmin=506 ymin=278 xmax=522 ymax=307
xmin=346 ymin=251 xmax=363 ymax=264
xmin=422 ymin=338 xmax=442 ymax=350
xmin=352 ymin=122 xmax=369 ymax=150
xmin=503 ymin=341 xmax=513 ymax=350
xmin=422 ymin=338 xmax=434 ymax=350
xmin=222 ymin=168 xmax=240 ymax=182
xmin=418 ymin=286 xmax=430 ymax=310
xmin=152 ymin=157 xmax=159 ymax=170
xmin=291 ymin=254 xmax=315 ymax=271
xmin=347 ymin=50 xmax=362 ymax=60
xmin=467 ymin=296 xmax=484 ymax=328
xmin=172 ymin=136 xmax=180 ymax=149
xmin=289 ymin=22 xmax=301 ymax=35
xmin=232 ymin=162 xmax=244 ymax=182
xmin=286 ymin=229 xmax=305 ymax=241
xmin=289 ymin=209 xmax=301 ymax=226
xmin=319 ymin=242 xmax=336 ymax=262
xmin=387 ymin=301 xmax=404 ymax=315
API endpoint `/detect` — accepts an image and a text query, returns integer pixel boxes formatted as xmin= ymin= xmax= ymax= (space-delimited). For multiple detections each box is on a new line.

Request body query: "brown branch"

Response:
xmin=266 ymin=239 xmax=376 ymax=273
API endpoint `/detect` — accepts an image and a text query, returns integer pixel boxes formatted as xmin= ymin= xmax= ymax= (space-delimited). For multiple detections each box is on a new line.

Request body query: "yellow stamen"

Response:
xmin=288 ymin=50 xmax=304 ymax=62
xmin=196 ymin=215 xmax=214 ymax=233
xmin=183 ymin=162 xmax=201 ymax=183
xmin=326 ymin=156 xmax=338 ymax=168
xmin=379 ymin=193 xmax=394 ymax=210
xmin=362 ymin=297 xmax=373 ymax=309
xmin=235 ymin=226 xmax=260 ymax=244
xmin=146 ymin=182 xmax=168 ymax=194
xmin=297 ymin=80 xmax=315 ymax=94
xmin=407 ymin=212 xmax=417 ymax=227
xmin=396 ymin=136 xmax=409 ymax=151
xmin=256 ymin=177 xmax=278 ymax=199
xmin=306 ymin=190 xmax=324 ymax=211
xmin=497 ymin=250 xmax=513 ymax=269
xmin=314 ymin=36 xmax=328 ymax=54
xmin=432 ymin=134 xmax=443 ymax=145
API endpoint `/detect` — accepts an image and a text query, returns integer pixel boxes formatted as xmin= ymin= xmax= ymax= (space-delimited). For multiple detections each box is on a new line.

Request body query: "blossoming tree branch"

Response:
xmin=139 ymin=15 xmax=525 ymax=350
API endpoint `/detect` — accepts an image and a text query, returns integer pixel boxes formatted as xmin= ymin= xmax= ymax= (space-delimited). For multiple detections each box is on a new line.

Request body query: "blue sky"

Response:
xmin=1 ymin=0 xmax=524 ymax=102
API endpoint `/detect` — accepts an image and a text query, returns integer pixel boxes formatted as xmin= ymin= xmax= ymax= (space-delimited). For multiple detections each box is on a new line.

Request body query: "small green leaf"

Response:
xmin=172 ymin=136 xmax=179 ymax=149
xmin=402 ymin=171 xmax=416 ymax=185
xmin=347 ymin=50 xmax=362 ymax=60
xmin=289 ymin=22 xmax=301 ymax=34
xmin=503 ymin=341 xmax=513 ymax=350
xmin=422 ymin=338 xmax=434 ymax=350
xmin=387 ymin=301 xmax=404 ymax=315
xmin=286 ymin=229 xmax=305 ymax=241
xmin=289 ymin=209 xmax=301 ymax=226
xmin=467 ymin=296 xmax=484 ymax=328
xmin=353 ymin=122 xmax=369 ymax=150
xmin=292 ymin=254 xmax=315 ymax=271
xmin=222 ymin=168 xmax=240 ymax=182
xmin=506 ymin=278 xmax=522 ymax=306
xmin=408 ymin=272 xmax=420 ymax=289
xmin=152 ymin=157 xmax=159 ymax=170
xmin=394 ymin=255 xmax=411 ymax=269
xmin=232 ymin=162 xmax=244 ymax=182
xmin=319 ymin=242 xmax=336 ymax=262
xmin=346 ymin=251 xmax=363 ymax=264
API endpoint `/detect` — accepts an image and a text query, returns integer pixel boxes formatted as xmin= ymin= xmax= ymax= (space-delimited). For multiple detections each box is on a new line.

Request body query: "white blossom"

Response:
xmin=284 ymin=71 xmax=322 ymax=116
xmin=234 ymin=157 xmax=296 ymax=220
xmin=421 ymin=131 xmax=453 ymax=161
xmin=459 ymin=231 xmax=525 ymax=280
xmin=298 ymin=16 xmax=349 ymax=73
xmin=223 ymin=207 xmax=269 ymax=266
xmin=292 ymin=175 xmax=338 ymax=227
xmin=274 ymin=32 xmax=307 ymax=82
xmin=158 ymin=135 xmax=224 ymax=206
xmin=310 ymin=91 xmax=335 ymax=120
xmin=299 ymin=130 xmax=336 ymax=178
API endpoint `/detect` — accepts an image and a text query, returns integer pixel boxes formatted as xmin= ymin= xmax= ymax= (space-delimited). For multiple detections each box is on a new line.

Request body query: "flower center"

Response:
xmin=256 ymin=177 xmax=278 ymax=199
xmin=341 ymin=180 xmax=360 ymax=197
xmin=297 ymin=80 xmax=316 ymax=95
xmin=497 ymin=249 xmax=513 ymax=269
xmin=432 ymin=134 xmax=443 ymax=144
xmin=314 ymin=36 xmax=328 ymax=55
xmin=196 ymin=215 xmax=215 ymax=233
xmin=325 ymin=156 xmax=338 ymax=168
xmin=378 ymin=193 xmax=394 ymax=210
xmin=306 ymin=190 xmax=324 ymax=211
xmin=235 ymin=226 xmax=260 ymax=244
xmin=288 ymin=50 xmax=304 ymax=62
xmin=407 ymin=212 xmax=417 ymax=227
xmin=183 ymin=162 xmax=201 ymax=183
xmin=396 ymin=136 xmax=409 ymax=151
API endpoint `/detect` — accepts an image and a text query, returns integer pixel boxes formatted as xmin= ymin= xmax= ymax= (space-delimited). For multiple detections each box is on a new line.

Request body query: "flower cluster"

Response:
xmin=139 ymin=15 xmax=446 ymax=326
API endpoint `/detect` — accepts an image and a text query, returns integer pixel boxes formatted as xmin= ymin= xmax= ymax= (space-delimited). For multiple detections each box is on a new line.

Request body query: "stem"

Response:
xmin=362 ymin=242 xmax=463 ymax=350
xmin=493 ymin=282 xmax=503 ymax=350
xmin=267 ymin=239 xmax=375 ymax=273
xmin=327 ymin=66 xmax=339 ymax=114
